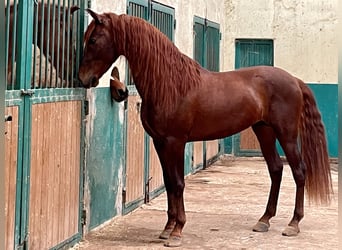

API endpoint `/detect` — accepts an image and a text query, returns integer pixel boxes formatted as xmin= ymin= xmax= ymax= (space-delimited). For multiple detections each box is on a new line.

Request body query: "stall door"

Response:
xmin=4 ymin=1 xmax=86 ymax=249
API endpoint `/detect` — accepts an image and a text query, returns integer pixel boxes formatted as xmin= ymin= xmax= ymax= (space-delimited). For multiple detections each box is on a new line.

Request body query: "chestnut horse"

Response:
xmin=79 ymin=9 xmax=332 ymax=247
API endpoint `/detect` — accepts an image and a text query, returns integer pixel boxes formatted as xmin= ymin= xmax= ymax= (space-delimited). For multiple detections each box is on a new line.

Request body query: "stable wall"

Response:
xmin=223 ymin=0 xmax=338 ymax=157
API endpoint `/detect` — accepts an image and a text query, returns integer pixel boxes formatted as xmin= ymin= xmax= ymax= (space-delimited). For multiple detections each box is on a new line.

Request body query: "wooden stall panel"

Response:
xmin=126 ymin=95 xmax=145 ymax=204
xmin=240 ymin=127 xmax=260 ymax=150
xmin=149 ymin=139 xmax=163 ymax=193
xmin=193 ymin=141 xmax=203 ymax=166
xmin=5 ymin=106 xmax=18 ymax=250
xmin=28 ymin=101 xmax=81 ymax=249
xmin=206 ymin=140 xmax=219 ymax=160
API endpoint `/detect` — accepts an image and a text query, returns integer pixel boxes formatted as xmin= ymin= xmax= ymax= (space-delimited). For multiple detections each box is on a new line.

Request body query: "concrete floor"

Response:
xmin=71 ymin=157 xmax=338 ymax=250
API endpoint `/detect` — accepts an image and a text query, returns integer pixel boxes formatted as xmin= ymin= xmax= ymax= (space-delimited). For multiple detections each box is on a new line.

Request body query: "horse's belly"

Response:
xmin=188 ymin=112 xmax=259 ymax=141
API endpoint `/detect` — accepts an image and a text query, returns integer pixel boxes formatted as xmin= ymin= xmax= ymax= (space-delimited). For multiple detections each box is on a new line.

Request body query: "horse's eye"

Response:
xmin=89 ymin=38 xmax=96 ymax=45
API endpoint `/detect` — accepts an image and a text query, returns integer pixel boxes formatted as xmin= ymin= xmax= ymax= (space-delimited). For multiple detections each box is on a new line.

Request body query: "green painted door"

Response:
xmin=234 ymin=39 xmax=274 ymax=156
xmin=4 ymin=1 xmax=87 ymax=249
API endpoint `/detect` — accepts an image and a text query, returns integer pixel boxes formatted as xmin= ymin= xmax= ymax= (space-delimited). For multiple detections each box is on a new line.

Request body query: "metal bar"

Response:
xmin=66 ymin=0 xmax=72 ymax=88
xmin=70 ymin=0 xmax=76 ymax=88
xmin=15 ymin=1 xmax=34 ymax=247
xmin=45 ymin=0 xmax=52 ymax=88
xmin=76 ymin=0 xmax=85 ymax=82
xmin=32 ymin=2 xmax=38 ymax=88
xmin=38 ymin=0 xmax=45 ymax=88
xmin=56 ymin=0 xmax=61 ymax=87
xmin=5 ymin=0 xmax=10 ymax=89
xmin=11 ymin=0 xmax=17 ymax=88
xmin=60 ymin=0 xmax=66 ymax=88
xmin=50 ymin=0 xmax=57 ymax=86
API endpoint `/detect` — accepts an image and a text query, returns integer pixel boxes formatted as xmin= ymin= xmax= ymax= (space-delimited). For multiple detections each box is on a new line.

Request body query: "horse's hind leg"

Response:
xmin=252 ymin=124 xmax=283 ymax=232
xmin=278 ymin=137 xmax=305 ymax=236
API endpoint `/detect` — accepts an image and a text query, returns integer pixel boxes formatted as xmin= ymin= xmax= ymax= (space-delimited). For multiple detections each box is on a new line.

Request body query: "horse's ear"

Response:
xmin=111 ymin=67 xmax=120 ymax=81
xmin=70 ymin=6 xmax=80 ymax=14
xmin=86 ymin=8 xmax=103 ymax=24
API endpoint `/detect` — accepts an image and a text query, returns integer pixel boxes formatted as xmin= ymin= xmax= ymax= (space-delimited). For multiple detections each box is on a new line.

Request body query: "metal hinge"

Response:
xmin=17 ymin=233 xmax=28 ymax=250
xmin=124 ymin=100 xmax=128 ymax=110
xmin=144 ymin=177 xmax=152 ymax=203
xmin=122 ymin=189 xmax=126 ymax=204
xmin=84 ymin=100 xmax=89 ymax=116
xmin=81 ymin=209 xmax=87 ymax=225
xmin=20 ymin=89 xmax=35 ymax=97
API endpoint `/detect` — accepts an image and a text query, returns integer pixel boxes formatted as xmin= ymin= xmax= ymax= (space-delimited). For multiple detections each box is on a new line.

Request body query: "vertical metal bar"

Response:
xmin=77 ymin=0 xmax=86 ymax=234
xmin=56 ymin=0 xmax=61 ymax=86
xmin=16 ymin=0 xmax=33 ymax=89
xmin=32 ymin=2 xmax=39 ymax=88
xmin=16 ymin=1 xmax=34 ymax=247
xmin=50 ymin=0 xmax=56 ymax=86
xmin=5 ymin=0 xmax=10 ymax=89
xmin=11 ymin=0 xmax=17 ymax=88
xmin=70 ymin=0 xmax=76 ymax=88
xmin=66 ymin=0 xmax=72 ymax=88
xmin=76 ymin=0 xmax=85 ymax=82
xmin=45 ymin=0 xmax=51 ymax=88
xmin=38 ymin=0 xmax=45 ymax=88
xmin=61 ymin=0 xmax=66 ymax=88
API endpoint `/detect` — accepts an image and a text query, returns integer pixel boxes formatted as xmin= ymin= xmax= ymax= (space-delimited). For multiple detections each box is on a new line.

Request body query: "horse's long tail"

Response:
xmin=298 ymin=80 xmax=332 ymax=204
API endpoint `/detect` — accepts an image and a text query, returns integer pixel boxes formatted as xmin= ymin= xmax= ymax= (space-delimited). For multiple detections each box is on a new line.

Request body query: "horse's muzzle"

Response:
xmin=79 ymin=75 xmax=98 ymax=88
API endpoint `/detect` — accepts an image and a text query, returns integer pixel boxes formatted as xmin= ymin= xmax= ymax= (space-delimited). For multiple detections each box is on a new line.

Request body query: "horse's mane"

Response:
xmin=110 ymin=14 xmax=202 ymax=114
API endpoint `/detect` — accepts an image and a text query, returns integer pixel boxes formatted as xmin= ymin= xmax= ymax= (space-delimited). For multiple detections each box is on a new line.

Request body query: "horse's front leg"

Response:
xmin=153 ymin=137 xmax=186 ymax=247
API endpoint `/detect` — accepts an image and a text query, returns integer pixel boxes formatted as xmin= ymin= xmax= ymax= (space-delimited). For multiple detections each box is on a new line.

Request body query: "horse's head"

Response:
xmin=79 ymin=9 xmax=122 ymax=88
xmin=110 ymin=67 xmax=128 ymax=102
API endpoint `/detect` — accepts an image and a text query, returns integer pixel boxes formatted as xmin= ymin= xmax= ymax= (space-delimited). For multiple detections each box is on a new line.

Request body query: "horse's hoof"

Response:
xmin=252 ymin=221 xmax=270 ymax=232
xmin=282 ymin=225 xmax=299 ymax=236
xmin=164 ymin=235 xmax=182 ymax=247
xmin=159 ymin=228 xmax=173 ymax=239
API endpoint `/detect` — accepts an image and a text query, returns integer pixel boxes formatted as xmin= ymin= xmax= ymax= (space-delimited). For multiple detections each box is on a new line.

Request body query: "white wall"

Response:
xmin=223 ymin=0 xmax=338 ymax=83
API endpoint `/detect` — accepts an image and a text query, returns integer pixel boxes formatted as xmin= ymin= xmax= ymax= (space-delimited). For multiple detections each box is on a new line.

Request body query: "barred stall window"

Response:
xmin=193 ymin=16 xmax=220 ymax=71
xmin=5 ymin=0 xmax=84 ymax=90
